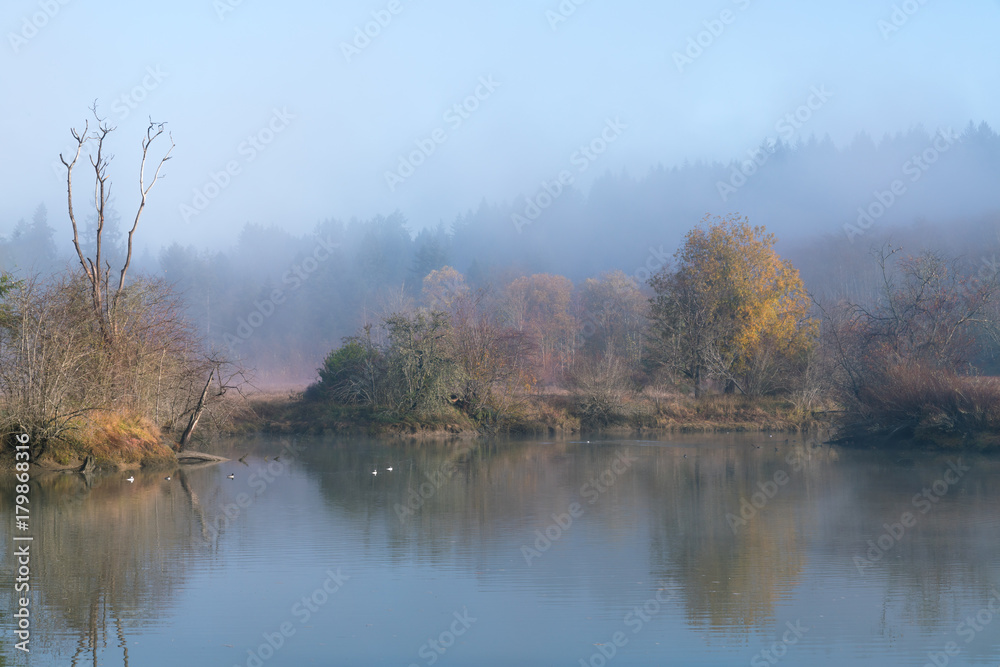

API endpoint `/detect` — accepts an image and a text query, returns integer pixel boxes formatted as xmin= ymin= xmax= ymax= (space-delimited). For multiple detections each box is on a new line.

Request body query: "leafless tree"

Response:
xmin=448 ymin=288 xmax=534 ymax=424
xmin=817 ymin=244 xmax=1000 ymax=438
xmin=178 ymin=353 xmax=252 ymax=450
xmin=570 ymin=350 xmax=635 ymax=426
xmin=59 ymin=103 xmax=173 ymax=345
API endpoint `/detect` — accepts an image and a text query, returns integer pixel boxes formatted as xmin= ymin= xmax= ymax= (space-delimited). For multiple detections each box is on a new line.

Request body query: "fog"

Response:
xmin=3 ymin=0 xmax=1000 ymax=383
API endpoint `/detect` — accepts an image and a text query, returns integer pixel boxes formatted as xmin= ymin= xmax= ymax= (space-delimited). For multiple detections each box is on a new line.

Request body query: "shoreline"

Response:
xmin=248 ymin=389 xmax=829 ymax=438
xmin=9 ymin=386 xmax=1000 ymax=470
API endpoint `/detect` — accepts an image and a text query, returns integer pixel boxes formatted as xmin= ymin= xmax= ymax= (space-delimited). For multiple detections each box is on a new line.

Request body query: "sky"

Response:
xmin=2 ymin=0 xmax=1000 ymax=252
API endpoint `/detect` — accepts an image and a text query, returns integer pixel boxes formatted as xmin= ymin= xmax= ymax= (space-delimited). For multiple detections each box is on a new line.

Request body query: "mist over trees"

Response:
xmin=2 ymin=123 xmax=1000 ymax=386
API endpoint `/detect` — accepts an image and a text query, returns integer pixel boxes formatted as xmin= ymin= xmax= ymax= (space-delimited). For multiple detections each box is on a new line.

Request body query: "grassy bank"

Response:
xmin=6 ymin=413 xmax=178 ymax=471
xmin=835 ymin=369 xmax=1000 ymax=450
xmin=245 ymin=389 xmax=829 ymax=438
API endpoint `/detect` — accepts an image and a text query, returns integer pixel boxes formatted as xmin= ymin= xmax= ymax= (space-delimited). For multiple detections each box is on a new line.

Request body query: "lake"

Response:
xmin=2 ymin=433 xmax=999 ymax=666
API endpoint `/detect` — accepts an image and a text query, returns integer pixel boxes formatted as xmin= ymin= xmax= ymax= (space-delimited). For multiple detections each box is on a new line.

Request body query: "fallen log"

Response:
xmin=175 ymin=451 xmax=229 ymax=464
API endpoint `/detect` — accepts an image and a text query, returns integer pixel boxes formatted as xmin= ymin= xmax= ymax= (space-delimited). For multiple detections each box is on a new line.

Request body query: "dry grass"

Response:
xmin=852 ymin=365 xmax=1000 ymax=446
xmin=640 ymin=391 xmax=818 ymax=432
xmin=45 ymin=412 xmax=176 ymax=468
xmin=232 ymin=384 xmax=823 ymax=437
xmin=512 ymin=389 xmax=820 ymax=433
xmin=506 ymin=393 xmax=581 ymax=433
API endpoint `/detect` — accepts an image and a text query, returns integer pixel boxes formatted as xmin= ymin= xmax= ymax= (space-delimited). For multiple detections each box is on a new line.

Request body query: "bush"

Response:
xmin=0 ymin=272 xmax=219 ymax=459
xmin=854 ymin=363 xmax=1000 ymax=442
xmin=570 ymin=353 xmax=636 ymax=426
xmin=316 ymin=340 xmax=372 ymax=403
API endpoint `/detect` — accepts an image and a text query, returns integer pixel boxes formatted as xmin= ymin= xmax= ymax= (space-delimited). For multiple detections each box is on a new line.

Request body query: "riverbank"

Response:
xmin=5 ymin=413 xmax=178 ymax=472
xmin=243 ymin=385 xmax=1000 ymax=451
xmin=246 ymin=389 xmax=830 ymax=438
xmin=832 ymin=371 xmax=1000 ymax=451
xmin=11 ymin=378 xmax=1000 ymax=471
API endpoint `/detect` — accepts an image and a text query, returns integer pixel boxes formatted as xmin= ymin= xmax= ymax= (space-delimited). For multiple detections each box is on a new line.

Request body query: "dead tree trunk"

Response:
xmin=60 ymin=104 xmax=173 ymax=343
xmin=179 ymin=368 xmax=214 ymax=451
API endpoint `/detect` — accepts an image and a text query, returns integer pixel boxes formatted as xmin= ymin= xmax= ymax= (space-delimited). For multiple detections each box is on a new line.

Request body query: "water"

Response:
xmin=2 ymin=434 xmax=999 ymax=666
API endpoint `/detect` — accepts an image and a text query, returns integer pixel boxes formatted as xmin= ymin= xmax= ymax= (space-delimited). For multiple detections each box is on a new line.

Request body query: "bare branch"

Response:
xmin=60 ymin=121 xmax=95 ymax=287
xmin=117 ymin=120 xmax=174 ymax=300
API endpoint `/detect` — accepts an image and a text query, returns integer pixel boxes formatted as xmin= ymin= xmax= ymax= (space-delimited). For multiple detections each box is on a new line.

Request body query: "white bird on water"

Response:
xmin=372 ymin=469 xmax=377 ymax=476
xmin=126 ymin=476 xmax=134 ymax=483
xmin=386 ymin=466 xmax=393 ymax=472
xmin=227 ymin=473 xmax=235 ymax=479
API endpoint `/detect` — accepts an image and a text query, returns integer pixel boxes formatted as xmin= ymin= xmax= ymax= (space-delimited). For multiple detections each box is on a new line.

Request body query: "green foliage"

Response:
xmin=313 ymin=311 xmax=457 ymax=418
xmin=317 ymin=340 xmax=371 ymax=402
xmin=384 ymin=311 xmax=455 ymax=413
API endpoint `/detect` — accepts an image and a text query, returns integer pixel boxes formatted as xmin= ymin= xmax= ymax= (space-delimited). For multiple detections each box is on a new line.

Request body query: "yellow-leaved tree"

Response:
xmin=421 ymin=266 xmax=469 ymax=312
xmin=648 ymin=214 xmax=816 ymax=396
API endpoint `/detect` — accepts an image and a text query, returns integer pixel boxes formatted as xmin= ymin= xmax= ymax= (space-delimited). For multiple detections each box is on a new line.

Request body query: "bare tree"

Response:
xmin=59 ymin=103 xmax=173 ymax=344
xmin=448 ymin=288 xmax=534 ymax=424
xmin=818 ymin=244 xmax=1000 ymax=440
xmin=178 ymin=354 xmax=252 ymax=450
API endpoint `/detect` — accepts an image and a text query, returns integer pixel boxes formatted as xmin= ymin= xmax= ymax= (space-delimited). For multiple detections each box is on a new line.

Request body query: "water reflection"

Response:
xmin=0 ymin=466 xmax=203 ymax=665
xmin=1 ymin=435 xmax=999 ymax=665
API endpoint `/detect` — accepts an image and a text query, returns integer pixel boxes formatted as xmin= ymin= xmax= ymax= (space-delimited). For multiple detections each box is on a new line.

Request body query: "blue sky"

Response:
xmin=2 ymin=0 xmax=999 ymax=250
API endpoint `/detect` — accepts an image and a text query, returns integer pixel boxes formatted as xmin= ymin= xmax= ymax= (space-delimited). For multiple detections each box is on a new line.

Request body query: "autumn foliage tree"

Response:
xmin=447 ymin=290 xmax=534 ymax=424
xmin=648 ymin=215 xmax=815 ymax=396
xmin=421 ymin=265 xmax=469 ymax=313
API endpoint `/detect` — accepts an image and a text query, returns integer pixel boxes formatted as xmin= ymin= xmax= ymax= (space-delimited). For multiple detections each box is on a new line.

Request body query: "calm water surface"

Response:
xmin=2 ymin=434 xmax=999 ymax=666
